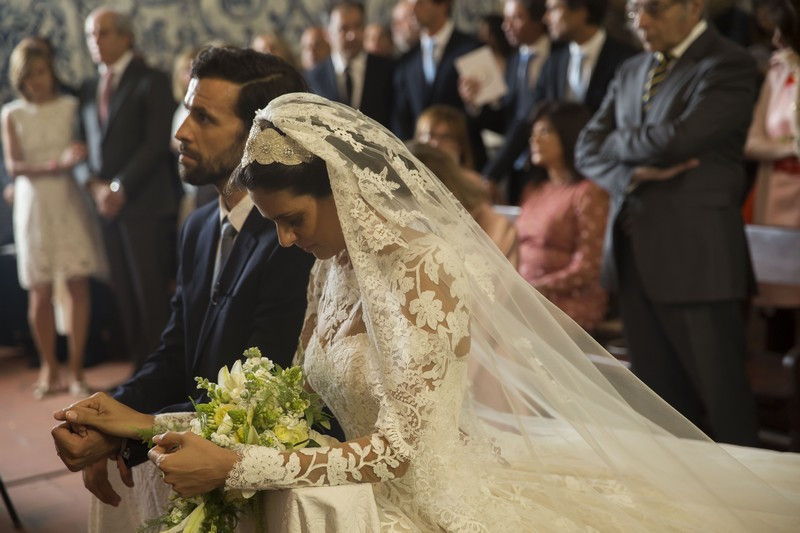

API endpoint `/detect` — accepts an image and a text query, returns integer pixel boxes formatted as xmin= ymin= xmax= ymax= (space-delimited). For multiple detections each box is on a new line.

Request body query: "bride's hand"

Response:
xmin=53 ymin=392 xmax=155 ymax=439
xmin=148 ymin=431 xmax=239 ymax=498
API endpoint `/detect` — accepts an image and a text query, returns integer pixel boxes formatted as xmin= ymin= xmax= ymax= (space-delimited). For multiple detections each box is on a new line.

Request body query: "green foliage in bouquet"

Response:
xmin=140 ymin=347 xmax=332 ymax=533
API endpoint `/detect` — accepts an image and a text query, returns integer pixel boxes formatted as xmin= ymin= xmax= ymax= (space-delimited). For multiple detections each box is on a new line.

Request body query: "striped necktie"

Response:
xmin=642 ymin=52 xmax=671 ymax=113
xmin=212 ymin=218 xmax=237 ymax=290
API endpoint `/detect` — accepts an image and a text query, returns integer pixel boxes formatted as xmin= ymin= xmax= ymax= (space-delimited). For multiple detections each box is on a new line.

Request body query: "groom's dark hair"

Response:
xmin=191 ymin=46 xmax=309 ymax=127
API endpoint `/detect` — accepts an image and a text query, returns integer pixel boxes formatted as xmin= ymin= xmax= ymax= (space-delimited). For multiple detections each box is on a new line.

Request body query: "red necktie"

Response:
xmin=98 ymin=70 xmax=113 ymax=125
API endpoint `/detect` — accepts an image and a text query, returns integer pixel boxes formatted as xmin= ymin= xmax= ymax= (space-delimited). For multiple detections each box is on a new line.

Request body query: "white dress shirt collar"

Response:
xmin=569 ymin=28 xmax=606 ymax=66
xmin=218 ymin=193 xmax=254 ymax=233
xmin=421 ymin=19 xmax=454 ymax=63
xmin=519 ymin=34 xmax=550 ymax=59
xmin=331 ymin=50 xmax=367 ymax=108
xmin=98 ymin=50 xmax=134 ymax=85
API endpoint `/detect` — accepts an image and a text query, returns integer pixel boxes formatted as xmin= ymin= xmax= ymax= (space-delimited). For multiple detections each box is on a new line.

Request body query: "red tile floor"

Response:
xmin=0 ymin=346 xmax=133 ymax=532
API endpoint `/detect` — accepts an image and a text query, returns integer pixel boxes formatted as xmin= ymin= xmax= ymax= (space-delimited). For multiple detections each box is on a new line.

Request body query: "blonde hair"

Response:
xmin=414 ymin=104 xmax=475 ymax=170
xmin=8 ymin=38 xmax=55 ymax=100
xmin=408 ymin=142 xmax=488 ymax=212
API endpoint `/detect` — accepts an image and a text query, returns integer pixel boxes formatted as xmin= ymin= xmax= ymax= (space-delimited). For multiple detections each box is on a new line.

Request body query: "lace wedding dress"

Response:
xmin=96 ymin=92 xmax=800 ymax=532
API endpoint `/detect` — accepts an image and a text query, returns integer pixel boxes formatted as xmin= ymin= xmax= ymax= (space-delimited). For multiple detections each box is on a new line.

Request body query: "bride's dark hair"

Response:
xmin=233 ymin=158 xmax=332 ymax=198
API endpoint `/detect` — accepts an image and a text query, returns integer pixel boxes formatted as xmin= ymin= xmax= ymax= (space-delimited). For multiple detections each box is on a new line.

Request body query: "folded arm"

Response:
xmin=597 ymin=55 xmax=757 ymax=167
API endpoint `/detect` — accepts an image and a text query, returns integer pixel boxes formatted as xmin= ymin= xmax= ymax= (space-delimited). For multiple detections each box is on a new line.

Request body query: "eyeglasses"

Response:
xmin=626 ymin=0 xmax=680 ymax=20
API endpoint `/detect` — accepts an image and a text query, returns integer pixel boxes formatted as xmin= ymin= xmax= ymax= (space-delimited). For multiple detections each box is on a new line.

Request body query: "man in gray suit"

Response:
xmin=575 ymin=0 xmax=758 ymax=445
xmin=76 ymin=7 xmax=179 ymax=366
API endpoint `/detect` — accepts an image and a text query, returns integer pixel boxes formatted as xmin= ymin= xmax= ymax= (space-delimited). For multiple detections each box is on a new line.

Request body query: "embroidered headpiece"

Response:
xmin=240 ymin=123 xmax=315 ymax=167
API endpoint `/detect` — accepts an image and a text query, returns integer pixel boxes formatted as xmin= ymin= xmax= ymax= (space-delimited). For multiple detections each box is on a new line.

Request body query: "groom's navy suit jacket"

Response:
xmin=113 ymin=201 xmax=314 ymax=461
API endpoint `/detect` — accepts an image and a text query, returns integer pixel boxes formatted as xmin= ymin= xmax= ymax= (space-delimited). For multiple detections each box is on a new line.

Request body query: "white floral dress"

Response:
xmin=2 ymin=95 xmax=105 ymax=288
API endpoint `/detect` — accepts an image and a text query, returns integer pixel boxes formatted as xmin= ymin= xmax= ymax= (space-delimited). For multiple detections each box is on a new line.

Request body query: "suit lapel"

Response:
xmin=102 ymin=58 xmax=140 ymax=137
xmin=645 ymin=28 xmax=715 ymax=122
xmin=361 ymin=55 xmax=375 ymax=112
xmin=321 ymin=59 xmax=342 ymax=103
xmin=193 ymin=207 xmax=268 ymax=371
xmin=430 ymin=33 xmax=459 ymax=102
xmin=586 ymin=39 xmax=614 ymax=102
xmin=85 ymin=78 xmax=103 ymax=136
xmin=407 ymin=46 xmax=428 ymax=112
xmin=631 ymin=55 xmax=651 ymax=126
xmin=554 ymin=50 xmax=569 ymax=100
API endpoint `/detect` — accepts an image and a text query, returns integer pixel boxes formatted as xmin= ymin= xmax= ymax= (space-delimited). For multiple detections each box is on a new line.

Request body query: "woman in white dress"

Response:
xmin=63 ymin=93 xmax=799 ymax=531
xmin=2 ymin=39 xmax=105 ymax=398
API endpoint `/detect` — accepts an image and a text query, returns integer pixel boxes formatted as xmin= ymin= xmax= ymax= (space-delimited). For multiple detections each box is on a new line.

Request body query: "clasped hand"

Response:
xmin=632 ymin=158 xmax=699 ymax=183
xmin=52 ymin=392 xmax=238 ymax=499
xmin=147 ymin=431 xmax=239 ymax=498
xmin=52 ymin=393 xmax=155 ymax=505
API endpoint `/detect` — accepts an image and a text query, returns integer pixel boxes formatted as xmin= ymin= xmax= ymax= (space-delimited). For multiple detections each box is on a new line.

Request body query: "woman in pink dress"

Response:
xmin=745 ymin=0 xmax=800 ymax=309
xmin=515 ymin=101 xmax=609 ymax=330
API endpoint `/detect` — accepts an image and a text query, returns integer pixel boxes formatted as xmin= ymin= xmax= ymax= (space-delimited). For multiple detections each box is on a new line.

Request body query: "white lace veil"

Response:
xmin=254 ymin=93 xmax=798 ymax=530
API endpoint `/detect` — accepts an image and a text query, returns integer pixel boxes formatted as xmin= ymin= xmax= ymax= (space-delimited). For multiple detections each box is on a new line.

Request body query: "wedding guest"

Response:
xmin=300 ymin=26 xmax=331 ymax=71
xmin=391 ymin=0 xmax=420 ymax=54
xmin=576 ymin=0 xmax=760 ymax=445
xmin=251 ymin=32 xmax=299 ymax=68
xmin=414 ymin=104 xmax=480 ymax=174
xmin=410 ymin=142 xmax=519 ymax=266
xmin=364 ymin=23 xmax=395 ymax=57
xmin=393 ymin=0 xmax=485 ymax=170
xmin=51 ymin=48 xmax=315 ymax=527
xmin=305 ymin=1 xmax=395 ymax=129
xmin=2 ymin=39 xmax=105 ymax=398
xmin=517 ymin=101 xmax=608 ymax=330
xmin=77 ymin=7 xmax=180 ymax=367
xmin=744 ymin=0 xmax=800 ymax=344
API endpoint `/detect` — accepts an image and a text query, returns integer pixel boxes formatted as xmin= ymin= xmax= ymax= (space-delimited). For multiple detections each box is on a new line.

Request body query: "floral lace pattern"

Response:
xmin=195 ymin=94 xmax=799 ymax=531
xmin=2 ymin=96 xmax=105 ymax=288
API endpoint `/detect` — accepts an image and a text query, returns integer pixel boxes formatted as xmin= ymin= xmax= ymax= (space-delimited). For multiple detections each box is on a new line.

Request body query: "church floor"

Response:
xmin=0 ymin=347 xmax=133 ymax=532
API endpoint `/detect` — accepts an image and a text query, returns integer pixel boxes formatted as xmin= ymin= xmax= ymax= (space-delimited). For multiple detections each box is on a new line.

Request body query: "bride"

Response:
xmin=61 ymin=93 xmax=799 ymax=531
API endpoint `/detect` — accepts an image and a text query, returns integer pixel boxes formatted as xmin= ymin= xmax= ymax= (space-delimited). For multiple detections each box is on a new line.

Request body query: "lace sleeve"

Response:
xmin=153 ymin=413 xmax=196 ymax=434
xmin=225 ymin=238 xmax=469 ymax=491
xmin=533 ymin=183 xmax=609 ymax=296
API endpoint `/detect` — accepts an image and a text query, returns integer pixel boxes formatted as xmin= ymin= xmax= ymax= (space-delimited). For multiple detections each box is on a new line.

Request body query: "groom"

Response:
xmin=52 ymin=47 xmax=315 ymax=511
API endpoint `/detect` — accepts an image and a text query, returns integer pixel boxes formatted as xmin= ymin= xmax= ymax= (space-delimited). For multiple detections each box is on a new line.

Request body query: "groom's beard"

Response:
xmin=180 ymin=140 xmax=245 ymax=187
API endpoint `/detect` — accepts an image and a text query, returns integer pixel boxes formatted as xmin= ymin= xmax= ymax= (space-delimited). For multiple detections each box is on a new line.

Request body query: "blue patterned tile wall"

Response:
xmin=0 ymin=0 xmax=496 ymax=105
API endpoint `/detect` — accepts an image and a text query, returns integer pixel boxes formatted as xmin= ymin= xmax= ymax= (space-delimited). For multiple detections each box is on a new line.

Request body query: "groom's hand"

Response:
xmin=53 ymin=392 xmax=155 ymax=439
xmin=51 ymin=421 xmax=121 ymax=471
xmin=83 ymin=459 xmax=121 ymax=506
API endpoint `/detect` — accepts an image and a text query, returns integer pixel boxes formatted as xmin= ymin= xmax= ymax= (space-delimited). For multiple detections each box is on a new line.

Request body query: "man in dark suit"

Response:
xmin=76 ymin=7 xmax=180 ymax=366
xmin=52 ymin=48 xmax=315 ymax=511
xmin=305 ymin=1 xmax=395 ymax=129
xmin=485 ymin=0 xmax=635 ymax=203
xmin=575 ymin=0 xmax=759 ymax=445
xmin=393 ymin=0 xmax=485 ymax=166
xmin=459 ymin=0 xmax=550 ymax=137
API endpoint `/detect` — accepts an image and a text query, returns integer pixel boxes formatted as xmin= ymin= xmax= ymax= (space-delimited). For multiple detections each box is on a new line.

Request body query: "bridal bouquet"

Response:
xmin=141 ymin=347 xmax=330 ymax=533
